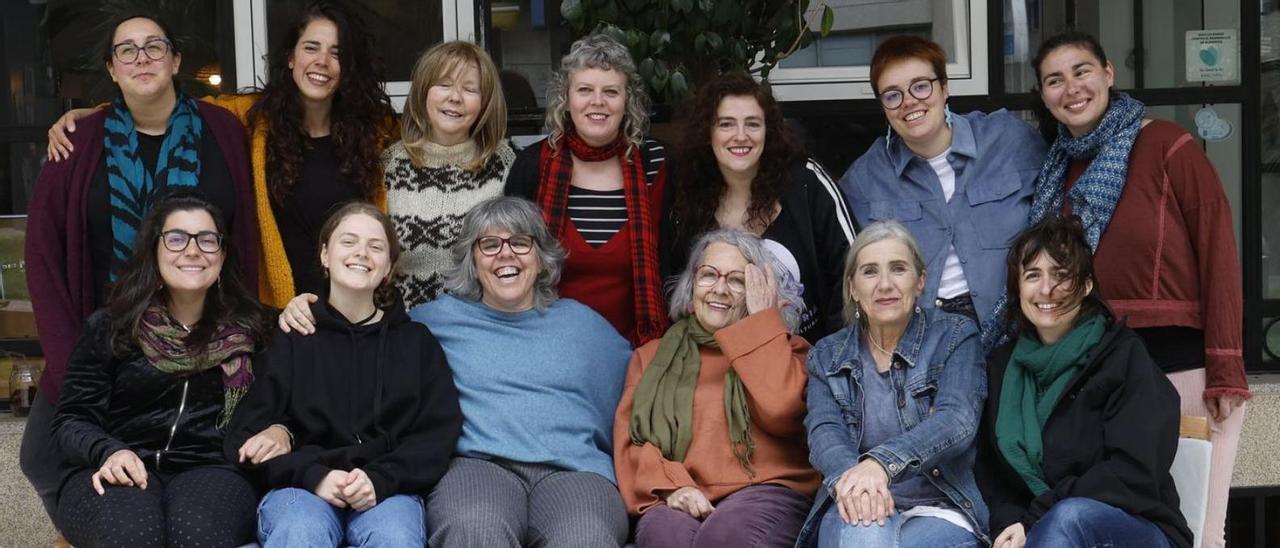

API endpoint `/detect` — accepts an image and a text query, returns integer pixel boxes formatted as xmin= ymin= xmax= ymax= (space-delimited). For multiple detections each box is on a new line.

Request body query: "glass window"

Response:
xmin=782 ymin=0 xmax=967 ymax=69
xmin=1261 ymin=0 xmax=1280 ymax=366
xmin=265 ymin=0 xmax=443 ymax=83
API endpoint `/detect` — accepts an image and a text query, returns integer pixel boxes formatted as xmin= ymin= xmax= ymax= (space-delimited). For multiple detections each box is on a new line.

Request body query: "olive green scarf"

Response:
xmin=629 ymin=317 xmax=755 ymax=476
xmin=995 ymin=314 xmax=1105 ymax=495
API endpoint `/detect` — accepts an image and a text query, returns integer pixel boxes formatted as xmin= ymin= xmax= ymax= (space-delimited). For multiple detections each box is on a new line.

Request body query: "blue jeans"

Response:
xmin=1025 ymin=497 xmax=1172 ymax=548
xmin=257 ymin=487 xmax=425 ymax=548
xmin=816 ymin=504 xmax=981 ymax=548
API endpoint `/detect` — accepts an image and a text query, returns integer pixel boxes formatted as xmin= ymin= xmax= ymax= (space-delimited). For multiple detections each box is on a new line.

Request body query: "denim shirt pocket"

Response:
xmin=867 ymin=200 xmax=923 ymax=223
xmin=965 ymin=176 xmax=1028 ymax=249
xmin=907 ymin=375 xmax=939 ymax=420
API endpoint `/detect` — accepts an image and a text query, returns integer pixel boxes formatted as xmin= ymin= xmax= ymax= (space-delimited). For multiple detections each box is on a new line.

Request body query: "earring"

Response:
xmin=944 ymin=104 xmax=954 ymax=128
xmin=915 ymin=305 xmax=922 ymax=315
xmin=853 ymin=301 xmax=862 ymax=321
xmin=884 ymin=125 xmax=894 ymax=151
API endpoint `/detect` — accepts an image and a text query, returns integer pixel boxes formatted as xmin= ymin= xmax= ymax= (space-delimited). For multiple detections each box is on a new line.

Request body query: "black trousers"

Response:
xmin=19 ymin=392 xmax=63 ymax=529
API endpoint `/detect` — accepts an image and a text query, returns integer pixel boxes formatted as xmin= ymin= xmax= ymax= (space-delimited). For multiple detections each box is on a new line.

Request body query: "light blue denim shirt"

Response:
xmin=795 ymin=308 xmax=989 ymax=547
xmin=839 ymin=110 xmax=1046 ymax=335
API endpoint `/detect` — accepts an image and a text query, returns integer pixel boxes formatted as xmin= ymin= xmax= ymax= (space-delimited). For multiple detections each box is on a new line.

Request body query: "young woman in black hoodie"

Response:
xmin=225 ymin=202 xmax=462 ymax=548
xmin=976 ymin=216 xmax=1190 ymax=548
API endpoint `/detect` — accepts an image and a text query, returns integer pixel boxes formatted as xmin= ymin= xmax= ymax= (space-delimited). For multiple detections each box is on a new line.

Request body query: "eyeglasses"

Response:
xmin=694 ymin=265 xmax=746 ymax=293
xmin=475 ymin=234 xmax=535 ymax=256
xmin=877 ymin=78 xmax=940 ymax=110
xmin=113 ymin=39 xmax=172 ymax=64
xmin=160 ymin=230 xmax=223 ymax=253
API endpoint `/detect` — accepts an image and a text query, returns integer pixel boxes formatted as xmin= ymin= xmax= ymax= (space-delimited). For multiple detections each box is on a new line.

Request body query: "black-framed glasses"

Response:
xmin=475 ymin=234 xmax=535 ymax=256
xmin=113 ymin=39 xmax=172 ymax=64
xmin=160 ymin=230 xmax=223 ymax=253
xmin=694 ymin=265 xmax=746 ymax=293
xmin=877 ymin=78 xmax=941 ymax=110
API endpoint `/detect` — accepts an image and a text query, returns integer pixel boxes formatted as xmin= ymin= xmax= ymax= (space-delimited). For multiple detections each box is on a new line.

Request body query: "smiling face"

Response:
xmin=568 ymin=67 xmax=627 ymax=147
xmin=320 ymin=213 xmax=391 ymax=295
xmin=157 ymin=209 xmax=224 ymax=300
xmin=691 ymin=242 xmax=750 ymax=332
xmin=1037 ymin=45 xmax=1115 ymax=137
xmin=426 ymin=62 xmax=482 ymax=146
xmin=1018 ymin=251 xmax=1093 ymax=345
xmin=711 ymin=95 xmax=766 ymax=181
xmin=849 ymin=238 xmax=925 ymax=330
xmin=106 ymin=17 xmax=180 ymax=103
xmin=474 ymin=228 xmax=540 ymax=312
xmin=875 ymin=57 xmax=949 ymax=149
xmin=289 ymin=17 xmax=341 ymax=108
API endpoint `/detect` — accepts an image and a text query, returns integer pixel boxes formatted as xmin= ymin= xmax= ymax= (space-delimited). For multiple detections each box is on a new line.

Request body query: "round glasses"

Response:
xmin=160 ymin=230 xmax=223 ymax=253
xmin=475 ymin=235 xmax=534 ymax=256
xmin=113 ymin=39 xmax=172 ymax=64
xmin=877 ymin=78 xmax=940 ymax=110
xmin=694 ymin=265 xmax=746 ymax=293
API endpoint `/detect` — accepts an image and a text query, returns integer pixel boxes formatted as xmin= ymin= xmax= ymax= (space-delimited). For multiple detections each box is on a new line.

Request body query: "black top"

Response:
xmin=1134 ymin=325 xmax=1205 ymax=374
xmin=568 ymin=186 xmax=627 ymax=248
xmin=88 ymin=129 xmax=236 ymax=305
xmin=660 ymin=160 xmax=856 ymax=344
xmin=224 ymin=293 xmax=463 ymax=502
xmin=976 ymin=320 xmax=1193 ymax=548
xmin=271 ymin=136 xmax=362 ymax=296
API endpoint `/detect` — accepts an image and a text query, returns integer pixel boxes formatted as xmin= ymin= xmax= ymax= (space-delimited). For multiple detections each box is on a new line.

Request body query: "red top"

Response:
xmin=1064 ymin=119 xmax=1249 ymax=399
xmin=558 ymin=219 xmax=638 ymax=343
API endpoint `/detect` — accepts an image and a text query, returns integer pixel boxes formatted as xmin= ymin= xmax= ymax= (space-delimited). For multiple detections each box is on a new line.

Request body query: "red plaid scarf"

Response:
xmin=537 ymin=130 xmax=667 ymax=344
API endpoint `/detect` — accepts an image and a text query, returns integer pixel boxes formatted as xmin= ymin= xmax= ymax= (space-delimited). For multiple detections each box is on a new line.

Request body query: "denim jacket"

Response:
xmin=795 ymin=308 xmax=990 ymax=547
xmin=839 ymin=110 xmax=1046 ymax=336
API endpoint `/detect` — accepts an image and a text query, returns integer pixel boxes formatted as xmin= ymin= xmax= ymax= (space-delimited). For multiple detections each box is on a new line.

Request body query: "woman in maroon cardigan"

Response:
xmin=1026 ymin=31 xmax=1247 ymax=548
xmin=22 ymin=13 xmax=257 ymax=529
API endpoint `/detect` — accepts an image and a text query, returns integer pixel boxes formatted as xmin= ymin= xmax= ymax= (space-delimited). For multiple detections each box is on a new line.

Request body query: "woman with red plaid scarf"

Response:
xmin=505 ymin=33 xmax=669 ymax=347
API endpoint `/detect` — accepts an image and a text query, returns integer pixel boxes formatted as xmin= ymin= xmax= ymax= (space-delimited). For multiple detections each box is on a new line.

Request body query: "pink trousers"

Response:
xmin=1166 ymin=368 xmax=1247 ymax=548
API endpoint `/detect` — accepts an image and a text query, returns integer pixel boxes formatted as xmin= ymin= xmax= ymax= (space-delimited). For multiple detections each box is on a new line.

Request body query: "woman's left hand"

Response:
xmin=833 ymin=459 xmax=894 ymax=525
xmin=744 ymin=263 xmax=778 ymax=315
xmin=340 ymin=468 xmax=378 ymax=512
xmin=1205 ymin=393 xmax=1246 ymax=423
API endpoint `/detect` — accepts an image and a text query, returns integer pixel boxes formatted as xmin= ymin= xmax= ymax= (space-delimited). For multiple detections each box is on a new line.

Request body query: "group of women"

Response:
xmin=20 ymin=1 xmax=1245 ymax=547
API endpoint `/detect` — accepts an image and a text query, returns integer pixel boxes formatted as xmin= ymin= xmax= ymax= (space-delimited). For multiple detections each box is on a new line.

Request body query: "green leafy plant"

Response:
xmin=561 ymin=0 xmax=834 ymax=103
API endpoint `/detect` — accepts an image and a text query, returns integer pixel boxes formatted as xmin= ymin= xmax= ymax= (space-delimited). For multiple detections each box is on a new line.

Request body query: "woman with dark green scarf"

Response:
xmin=976 ymin=215 xmax=1191 ymax=548
xmin=614 ymin=228 xmax=820 ymax=547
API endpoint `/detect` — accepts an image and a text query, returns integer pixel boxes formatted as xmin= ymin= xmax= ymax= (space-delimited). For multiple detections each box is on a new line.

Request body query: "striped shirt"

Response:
xmin=568 ymin=186 xmax=628 ymax=247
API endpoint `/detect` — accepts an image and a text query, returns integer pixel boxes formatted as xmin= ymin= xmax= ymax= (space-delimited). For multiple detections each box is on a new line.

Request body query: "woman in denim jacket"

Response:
xmin=797 ymin=220 xmax=988 ymax=548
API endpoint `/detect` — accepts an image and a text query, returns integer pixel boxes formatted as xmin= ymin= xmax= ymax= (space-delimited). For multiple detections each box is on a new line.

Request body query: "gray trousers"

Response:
xmin=19 ymin=392 xmax=62 ymax=530
xmin=427 ymin=457 xmax=628 ymax=548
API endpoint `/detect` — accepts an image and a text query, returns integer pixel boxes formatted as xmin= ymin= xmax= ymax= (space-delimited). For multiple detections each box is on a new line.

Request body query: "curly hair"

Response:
xmin=544 ymin=33 xmax=649 ymax=156
xmin=672 ymin=72 xmax=803 ymax=239
xmin=443 ymin=196 xmax=567 ymax=312
xmin=249 ymin=1 xmax=394 ymax=206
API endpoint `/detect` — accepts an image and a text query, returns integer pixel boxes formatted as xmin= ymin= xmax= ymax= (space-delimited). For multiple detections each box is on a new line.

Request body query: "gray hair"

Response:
xmin=545 ymin=33 xmax=649 ymax=154
xmin=668 ymin=228 xmax=804 ymax=332
xmin=841 ymin=220 xmax=928 ymax=325
xmin=442 ymin=196 xmax=566 ymax=311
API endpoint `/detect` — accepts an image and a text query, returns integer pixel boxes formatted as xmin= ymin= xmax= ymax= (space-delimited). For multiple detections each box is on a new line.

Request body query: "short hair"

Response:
xmin=317 ymin=202 xmax=403 ymax=306
xmin=544 ymin=33 xmax=649 ymax=155
xmin=841 ymin=220 xmax=928 ymax=325
xmin=869 ymin=35 xmax=948 ymax=96
xmin=401 ymin=41 xmax=508 ymax=171
xmin=102 ymin=14 xmax=179 ymax=65
xmin=667 ymin=228 xmax=804 ymax=332
xmin=1003 ymin=215 xmax=1109 ymax=338
xmin=442 ymin=196 xmax=566 ymax=311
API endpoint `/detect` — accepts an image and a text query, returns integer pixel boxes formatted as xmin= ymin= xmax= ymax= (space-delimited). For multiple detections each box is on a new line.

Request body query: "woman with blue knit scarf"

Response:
xmin=1022 ymin=31 xmax=1248 ymax=548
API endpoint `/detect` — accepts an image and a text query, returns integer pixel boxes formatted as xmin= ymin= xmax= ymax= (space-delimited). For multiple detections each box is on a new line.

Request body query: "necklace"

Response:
xmin=866 ymin=331 xmax=894 ymax=357
xmin=354 ymin=307 xmax=379 ymax=326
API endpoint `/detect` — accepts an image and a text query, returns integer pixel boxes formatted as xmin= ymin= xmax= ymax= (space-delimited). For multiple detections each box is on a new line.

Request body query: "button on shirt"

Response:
xmin=839 ymin=110 xmax=1046 ymax=332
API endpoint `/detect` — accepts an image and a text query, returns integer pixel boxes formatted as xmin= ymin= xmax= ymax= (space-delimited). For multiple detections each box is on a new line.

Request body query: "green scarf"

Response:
xmin=138 ymin=305 xmax=256 ymax=428
xmin=995 ymin=314 xmax=1105 ymax=495
xmin=629 ymin=317 xmax=756 ymax=476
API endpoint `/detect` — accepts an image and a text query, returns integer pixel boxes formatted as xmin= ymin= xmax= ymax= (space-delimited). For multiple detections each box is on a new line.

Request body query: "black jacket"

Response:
xmin=53 ymin=310 xmax=239 ymax=476
xmin=976 ymin=319 xmax=1192 ymax=548
xmin=224 ymin=296 xmax=462 ymax=503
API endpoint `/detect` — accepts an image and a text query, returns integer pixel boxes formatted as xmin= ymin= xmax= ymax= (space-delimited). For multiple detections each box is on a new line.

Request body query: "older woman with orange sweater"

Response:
xmin=614 ymin=229 xmax=819 ymax=547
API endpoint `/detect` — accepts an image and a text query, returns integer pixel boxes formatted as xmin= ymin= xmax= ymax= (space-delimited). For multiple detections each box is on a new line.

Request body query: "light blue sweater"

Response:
xmin=410 ymin=294 xmax=631 ymax=483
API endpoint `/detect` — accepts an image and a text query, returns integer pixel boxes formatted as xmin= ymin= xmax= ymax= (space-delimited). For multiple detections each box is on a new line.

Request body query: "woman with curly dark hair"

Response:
xmin=663 ymin=72 xmax=856 ymax=344
xmin=48 ymin=1 xmax=398 ymax=310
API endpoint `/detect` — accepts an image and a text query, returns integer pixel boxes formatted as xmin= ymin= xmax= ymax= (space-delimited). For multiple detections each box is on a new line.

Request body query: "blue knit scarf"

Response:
xmin=103 ymin=93 xmax=203 ymax=278
xmin=980 ymin=93 xmax=1144 ymax=350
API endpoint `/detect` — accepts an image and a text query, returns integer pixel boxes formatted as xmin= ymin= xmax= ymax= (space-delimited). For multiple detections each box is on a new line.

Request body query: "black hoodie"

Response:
xmin=224 ymin=296 xmax=462 ymax=502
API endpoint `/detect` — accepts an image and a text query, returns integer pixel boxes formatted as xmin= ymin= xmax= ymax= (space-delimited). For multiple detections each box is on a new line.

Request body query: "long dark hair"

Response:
xmin=106 ymin=192 xmax=269 ymax=357
xmin=672 ymin=72 xmax=803 ymax=239
xmin=1004 ymin=215 xmax=1110 ymax=339
xmin=249 ymin=1 xmax=394 ymax=206
xmin=1029 ymin=30 xmax=1115 ymax=143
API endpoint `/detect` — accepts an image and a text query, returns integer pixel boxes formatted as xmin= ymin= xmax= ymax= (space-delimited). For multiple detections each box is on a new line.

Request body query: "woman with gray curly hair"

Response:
xmin=613 ymin=228 xmax=820 ymax=547
xmin=409 ymin=196 xmax=633 ymax=547
xmin=505 ymin=33 xmax=669 ymax=347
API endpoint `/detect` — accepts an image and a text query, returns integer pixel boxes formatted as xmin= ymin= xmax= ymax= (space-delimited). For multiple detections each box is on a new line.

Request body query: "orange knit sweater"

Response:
xmin=613 ymin=309 xmax=821 ymax=515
